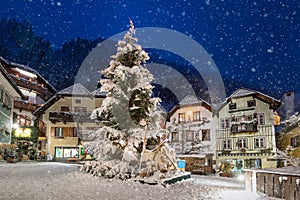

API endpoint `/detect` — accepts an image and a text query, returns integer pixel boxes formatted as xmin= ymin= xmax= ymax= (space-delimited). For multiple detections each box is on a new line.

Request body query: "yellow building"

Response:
xmin=216 ymin=88 xmax=281 ymax=170
xmin=33 ymin=83 xmax=105 ymax=161
xmin=277 ymin=124 xmax=300 ymax=161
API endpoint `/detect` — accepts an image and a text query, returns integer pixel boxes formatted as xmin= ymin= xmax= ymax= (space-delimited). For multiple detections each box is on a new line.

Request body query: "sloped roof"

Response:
xmin=230 ymin=88 xmax=256 ymax=98
xmin=179 ymin=95 xmax=202 ymax=105
xmin=33 ymin=83 xmax=104 ymax=117
xmin=167 ymin=95 xmax=212 ymax=120
xmin=0 ymin=56 xmax=56 ymax=94
xmin=91 ymin=88 xmax=107 ymax=98
xmin=218 ymin=87 xmax=281 ymax=111
xmin=58 ymin=83 xmax=91 ymax=96
xmin=0 ymin=63 xmax=26 ymax=99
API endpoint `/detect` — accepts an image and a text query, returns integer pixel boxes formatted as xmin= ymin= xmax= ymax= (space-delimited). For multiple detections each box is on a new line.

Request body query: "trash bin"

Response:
xmin=177 ymin=159 xmax=186 ymax=171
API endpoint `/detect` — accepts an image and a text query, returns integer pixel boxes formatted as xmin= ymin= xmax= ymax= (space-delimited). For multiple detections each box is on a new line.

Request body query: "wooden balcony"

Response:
xmin=231 ymin=122 xmax=258 ymax=133
xmin=49 ymin=112 xmax=94 ymax=124
xmin=12 ymin=76 xmax=53 ymax=101
xmin=14 ymin=100 xmax=40 ymax=112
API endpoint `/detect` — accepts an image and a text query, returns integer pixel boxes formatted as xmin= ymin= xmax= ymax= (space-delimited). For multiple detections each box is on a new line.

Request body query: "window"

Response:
xmin=55 ymin=127 xmax=64 ymax=137
xmin=61 ymin=106 xmax=70 ymax=112
xmin=229 ymin=103 xmax=237 ymax=110
xmin=75 ymin=99 xmax=81 ymax=104
xmin=222 ymin=139 xmax=231 ymax=149
xmin=237 ymin=138 xmax=248 ymax=149
xmin=247 ymin=100 xmax=256 ymax=107
xmin=186 ymin=130 xmax=194 ymax=141
xmin=16 ymin=115 xmax=31 ymax=127
xmin=258 ymin=113 xmax=265 ymax=125
xmin=193 ymin=111 xmax=201 ymax=121
xmin=178 ymin=113 xmax=185 ymax=123
xmin=291 ymin=135 xmax=299 ymax=148
xmin=74 ymin=106 xmax=87 ymax=112
xmin=220 ymin=118 xmax=230 ymax=129
xmin=254 ymin=137 xmax=266 ymax=148
xmin=202 ymin=129 xmax=210 ymax=141
xmin=3 ymin=93 xmax=11 ymax=108
xmin=171 ymin=132 xmax=179 ymax=142
xmin=55 ymin=147 xmax=79 ymax=158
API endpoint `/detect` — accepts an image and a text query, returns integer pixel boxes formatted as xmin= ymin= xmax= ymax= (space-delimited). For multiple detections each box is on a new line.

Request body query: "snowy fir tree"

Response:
xmin=81 ymin=21 xmax=178 ymax=180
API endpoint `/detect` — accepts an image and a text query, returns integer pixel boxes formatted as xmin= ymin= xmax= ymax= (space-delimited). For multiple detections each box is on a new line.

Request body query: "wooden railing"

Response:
xmin=14 ymin=100 xmax=40 ymax=111
xmin=12 ymin=76 xmax=54 ymax=100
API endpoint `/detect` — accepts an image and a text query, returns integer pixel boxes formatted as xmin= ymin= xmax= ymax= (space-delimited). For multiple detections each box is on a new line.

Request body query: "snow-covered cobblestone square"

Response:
xmin=0 ymin=162 xmax=276 ymax=200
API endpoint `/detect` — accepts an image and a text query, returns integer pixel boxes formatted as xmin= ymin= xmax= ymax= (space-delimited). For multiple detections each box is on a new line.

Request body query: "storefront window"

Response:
xmin=55 ymin=147 xmax=79 ymax=158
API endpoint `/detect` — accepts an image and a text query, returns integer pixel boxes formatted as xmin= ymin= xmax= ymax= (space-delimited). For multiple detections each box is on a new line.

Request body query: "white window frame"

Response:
xmin=237 ymin=138 xmax=248 ymax=149
xmin=222 ymin=139 xmax=232 ymax=149
xmin=254 ymin=137 xmax=266 ymax=148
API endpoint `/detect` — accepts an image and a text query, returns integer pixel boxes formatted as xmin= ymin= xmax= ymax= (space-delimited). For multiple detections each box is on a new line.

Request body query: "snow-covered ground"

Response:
xmin=0 ymin=162 xmax=276 ymax=200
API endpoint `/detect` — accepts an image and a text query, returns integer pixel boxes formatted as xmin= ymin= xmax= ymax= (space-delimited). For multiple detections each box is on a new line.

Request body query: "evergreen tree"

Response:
xmin=82 ymin=21 xmax=177 ymax=180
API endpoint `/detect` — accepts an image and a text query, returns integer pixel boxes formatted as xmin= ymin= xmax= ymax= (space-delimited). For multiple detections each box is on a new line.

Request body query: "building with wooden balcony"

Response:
xmin=215 ymin=88 xmax=281 ymax=171
xmin=0 ymin=57 xmax=56 ymax=159
xmin=33 ymin=83 xmax=106 ymax=161
xmin=0 ymin=62 xmax=26 ymax=145
xmin=166 ymin=95 xmax=214 ymax=174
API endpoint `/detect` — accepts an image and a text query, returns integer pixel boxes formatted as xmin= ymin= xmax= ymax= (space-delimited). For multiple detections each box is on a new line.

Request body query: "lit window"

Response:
xmin=178 ymin=113 xmax=185 ymax=123
xmin=193 ymin=111 xmax=201 ymax=121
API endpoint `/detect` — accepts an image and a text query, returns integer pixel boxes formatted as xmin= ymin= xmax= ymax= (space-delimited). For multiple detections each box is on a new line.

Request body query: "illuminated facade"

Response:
xmin=216 ymin=88 xmax=281 ymax=170
xmin=33 ymin=83 xmax=105 ymax=160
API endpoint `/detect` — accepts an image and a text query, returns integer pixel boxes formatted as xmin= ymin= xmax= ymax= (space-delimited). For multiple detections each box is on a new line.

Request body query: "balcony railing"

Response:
xmin=49 ymin=112 xmax=94 ymax=123
xmin=12 ymin=76 xmax=54 ymax=100
xmin=14 ymin=100 xmax=40 ymax=111
xmin=231 ymin=121 xmax=258 ymax=133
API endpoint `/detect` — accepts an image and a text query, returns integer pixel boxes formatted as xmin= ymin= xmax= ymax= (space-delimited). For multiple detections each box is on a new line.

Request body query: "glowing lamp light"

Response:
xmin=12 ymin=123 xmax=19 ymax=129
xmin=15 ymin=68 xmax=37 ymax=79
xmin=15 ymin=128 xmax=31 ymax=138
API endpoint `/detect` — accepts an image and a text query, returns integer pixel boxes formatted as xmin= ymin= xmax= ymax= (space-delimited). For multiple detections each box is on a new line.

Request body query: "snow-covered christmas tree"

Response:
xmin=81 ymin=21 xmax=179 ymax=180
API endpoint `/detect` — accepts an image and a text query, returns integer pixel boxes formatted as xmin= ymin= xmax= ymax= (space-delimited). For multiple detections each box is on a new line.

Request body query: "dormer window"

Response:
xmin=229 ymin=103 xmax=237 ymax=110
xmin=247 ymin=100 xmax=256 ymax=107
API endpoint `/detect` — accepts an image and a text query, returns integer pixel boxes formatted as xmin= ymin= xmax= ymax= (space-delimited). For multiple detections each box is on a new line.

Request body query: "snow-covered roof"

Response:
xmin=218 ymin=87 xmax=281 ymax=111
xmin=179 ymin=95 xmax=202 ymax=105
xmin=33 ymin=83 xmax=105 ymax=116
xmin=167 ymin=95 xmax=212 ymax=121
xmin=91 ymin=88 xmax=107 ymax=97
xmin=58 ymin=83 xmax=91 ymax=96
xmin=0 ymin=56 xmax=57 ymax=94
xmin=0 ymin=62 xmax=26 ymax=99
xmin=230 ymin=88 xmax=256 ymax=98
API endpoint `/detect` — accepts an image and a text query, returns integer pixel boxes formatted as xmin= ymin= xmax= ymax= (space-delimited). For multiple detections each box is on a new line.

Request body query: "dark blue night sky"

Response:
xmin=0 ymin=0 xmax=299 ymax=99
